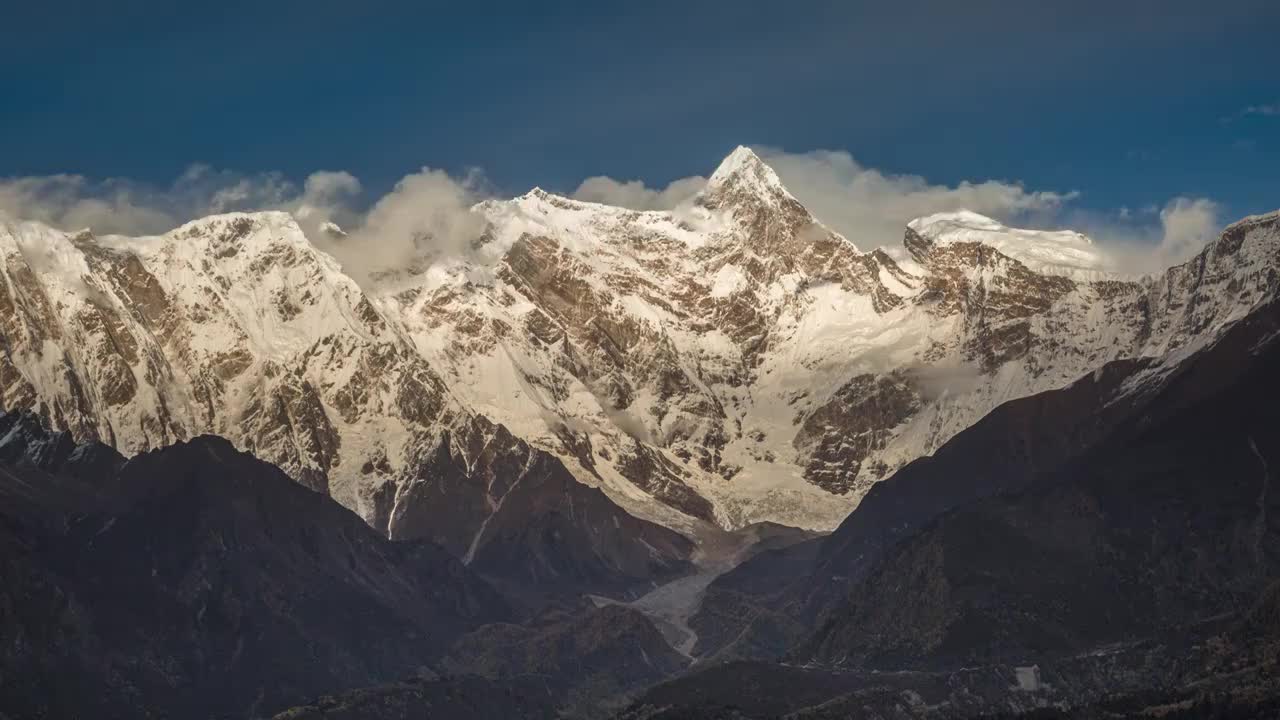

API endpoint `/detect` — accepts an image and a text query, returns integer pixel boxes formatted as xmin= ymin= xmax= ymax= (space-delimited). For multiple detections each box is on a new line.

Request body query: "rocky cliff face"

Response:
xmin=0 ymin=211 xmax=692 ymax=599
xmin=613 ymin=295 xmax=1280 ymax=720
xmin=384 ymin=150 xmax=1280 ymax=532
xmin=0 ymin=211 xmax=460 ymax=511
xmin=797 ymin=295 xmax=1280 ymax=670
xmin=684 ymin=281 xmax=1280 ymax=666
xmin=2 ymin=149 xmax=1278 ymax=538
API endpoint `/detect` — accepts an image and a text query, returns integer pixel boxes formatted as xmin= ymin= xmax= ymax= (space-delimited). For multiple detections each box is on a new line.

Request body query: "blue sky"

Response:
xmin=1 ymin=0 xmax=1278 ymax=231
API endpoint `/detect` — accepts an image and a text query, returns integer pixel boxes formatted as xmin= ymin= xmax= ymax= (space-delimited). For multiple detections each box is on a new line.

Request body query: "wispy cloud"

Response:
xmin=1240 ymin=102 xmax=1280 ymax=117
xmin=572 ymin=175 xmax=706 ymax=211
xmin=756 ymin=147 xmax=1079 ymax=250
xmin=0 ymin=169 xmax=288 ymax=237
xmin=569 ymin=147 xmax=1222 ymax=274
xmin=0 ymin=146 xmax=1225 ymax=283
xmin=757 ymin=147 xmax=1222 ymax=274
xmin=330 ymin=167 xmax=488 ymax=281
xmin=0 ymin=165 xmax=492 ymax=284
xmin=1221 ymin=101 xmax=1280 ymax=124
xmin=1061 ymin=197 xmax=1222 ymax=273
xmin=568 ymin=147 xmax=1080 ymax=253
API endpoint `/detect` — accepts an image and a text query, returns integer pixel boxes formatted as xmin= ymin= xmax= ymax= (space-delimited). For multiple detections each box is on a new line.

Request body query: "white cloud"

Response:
xmin=1158 ymin=197 xmax=1221 ymax=263
xmin=1066 ymin=197 xmax=1221 ymax=274
xmin=755 ymin=147 xmax=1078 ymax=250
xmin=303 ymin=170 xmax=362 ymax=202
xmin=0 ymin=164 xmax=489 ymax=284
xmin=569 ymin=149 xmax=1076 ymax=241
xmin=0 ymin=174 xmax=175 ymax=236
xmin=730 ymin=147 xmax=1221 ymax=275
xmin=321 ymin=167 xmax=487 ymax=282
xmin=289 ymin=170 xmax=363 ymax=237
xmin=572 ymin=174 xmax=706 ymax=211
xmin=0 ymin=146 xmax=1225 ymax=283
xmin=1239 ymin=102 xmax=1280 ymax=118
xmin=1220 ymin=101 xmax=1280 ymax=124
xmin=0 ymin=167 xmax=305 ymax=236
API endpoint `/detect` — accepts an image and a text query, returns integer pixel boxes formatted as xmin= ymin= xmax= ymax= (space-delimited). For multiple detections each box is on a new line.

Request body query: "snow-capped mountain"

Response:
xmin=0 ymin=211 xmax=693 ymax=593
xmin=1 ymin=147 xmax=1277 ymax=537
xmin=388 ymin=147 xmax=1280 ymax=530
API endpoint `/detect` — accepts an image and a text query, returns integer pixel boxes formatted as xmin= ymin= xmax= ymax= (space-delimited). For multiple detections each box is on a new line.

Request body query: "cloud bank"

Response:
xmin=757 ymin=147 xmax=1078 ymax=250
xmin=329 ymin=168 xmax=488 ymax=280
xmin=1074 ymin=196 xmax=1222 ymax=273
xmin=0 ymin=165 xmax=489 ymax=283
xmin=0 ymin=146 xmax=1225 ymax=281
xmin=0 ymin=170 xmax=270 ymax=237
xmin=568 ymin=148 xmax=1077 ymax=247
xmin=566 ymin=146 xmax=1221 ymax=274
xmin=572 ymin=175 xmax=706 ymax=211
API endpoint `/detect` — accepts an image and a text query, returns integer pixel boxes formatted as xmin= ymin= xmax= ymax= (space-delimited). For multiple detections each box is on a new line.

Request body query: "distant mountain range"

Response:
xmin=3 ymin=148 xmax=1277 ymax=542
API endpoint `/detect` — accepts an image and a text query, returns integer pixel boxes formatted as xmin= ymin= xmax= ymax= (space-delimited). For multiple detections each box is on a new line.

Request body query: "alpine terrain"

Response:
xmin=3 ymin=147 xmax=1276 ymax=541
xmin=1 ymin=147 xmax=1279 ymax=718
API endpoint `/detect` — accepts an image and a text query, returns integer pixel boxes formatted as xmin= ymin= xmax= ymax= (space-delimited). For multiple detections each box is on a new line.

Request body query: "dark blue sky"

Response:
xmin=2 ymin=0 xmax=1278 ymax=218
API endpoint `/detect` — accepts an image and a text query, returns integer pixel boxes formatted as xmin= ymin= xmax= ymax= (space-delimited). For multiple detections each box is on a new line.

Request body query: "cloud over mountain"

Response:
xmin=564 ymin=146 xmax=1223 ymax=274
xmin=572 ymin=175 xmax=707 ymax=211
xmin=0 ymin=147 xmax=1223 ymax=279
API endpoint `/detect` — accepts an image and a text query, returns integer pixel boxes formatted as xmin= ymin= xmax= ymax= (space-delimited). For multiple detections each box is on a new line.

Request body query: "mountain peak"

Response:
xmin=906 ymin=209 xmax=1109 ymax=280
xmin=710 ymin=145 xmax=768 ymax=178
xmin=703 ymin=145 xmax=791 ymax=202
xmin=907 ymin=209 xmax=1006 ymax=234
xmin=907 ymin=209 xmax=1094 ymax=250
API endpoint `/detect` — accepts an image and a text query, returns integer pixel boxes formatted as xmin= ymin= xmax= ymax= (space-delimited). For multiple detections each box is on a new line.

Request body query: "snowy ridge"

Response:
xmin=1 ymin=149 xmax=1278 ymax=537
xmin=908 ymin=209 xmax=1112 ymax=281
xmin=0 ymin=211 xmax=472 ymax=523
xmin=357 ymin=149 xmax=1280 ymax=531
xmin=706 ymin=145 xmax=793 ymax=199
